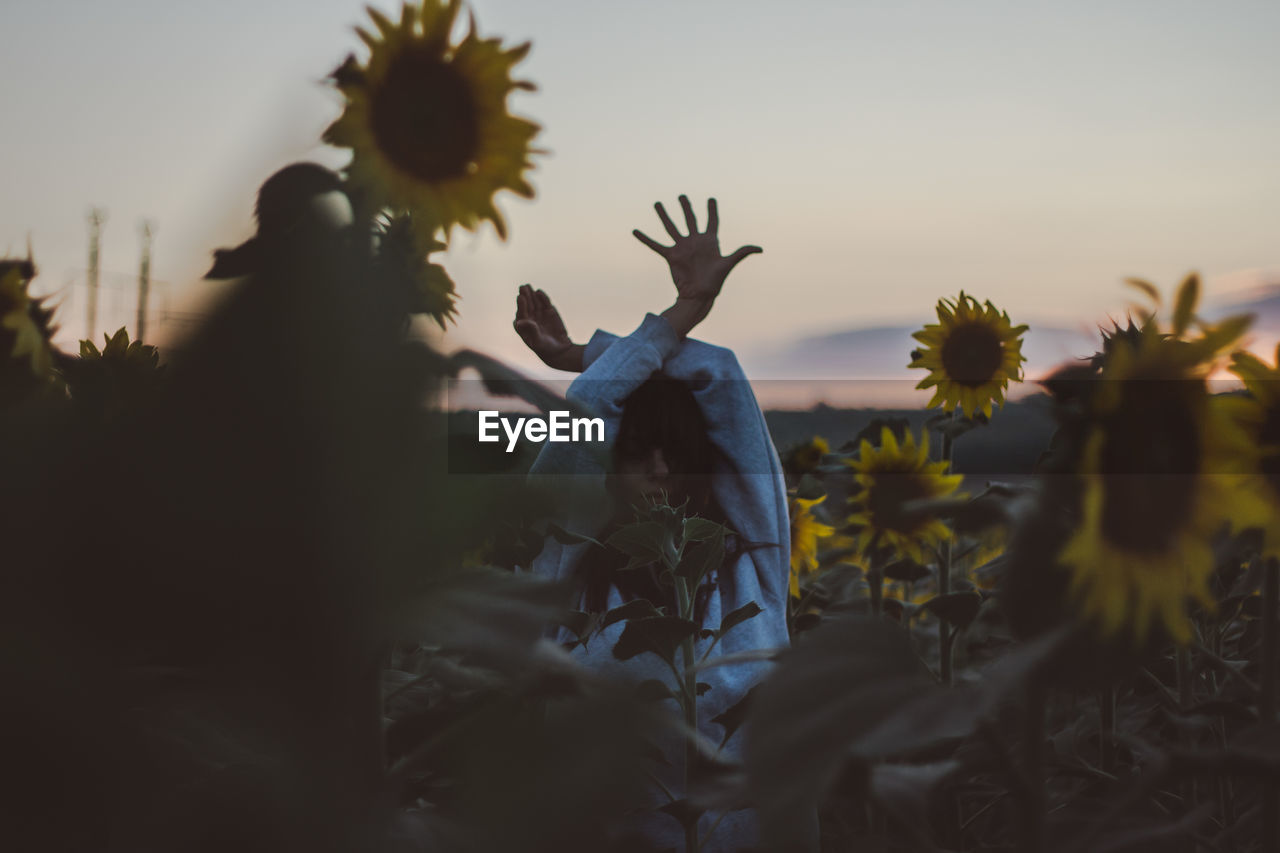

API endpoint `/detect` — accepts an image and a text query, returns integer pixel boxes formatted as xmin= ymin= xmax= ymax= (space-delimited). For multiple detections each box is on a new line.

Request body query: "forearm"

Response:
xmin=544 ymin=343 xmax=585 ymax=373
xmin=659 ymin=297 xmax=715 ymax=339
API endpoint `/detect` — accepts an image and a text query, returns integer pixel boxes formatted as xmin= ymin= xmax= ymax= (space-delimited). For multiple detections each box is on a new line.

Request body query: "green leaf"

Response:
xmin=796 ymin=473 xmax=825 ymax=501
xmin=1199 ymin=313 xmax=1253 ymax=352
xmin=883 ymin=559 xmax=930 ymax=583
xmin=546 ymin=523 xmax=603 ymax=549
xmin=716 ymin=601 xmax=763 ymax=639
xmin=676 ymin=529 xmax=724 ymax=585
xmin=1123 ymin=277 xmax=1161 ymax=305
xmin=1172 ymin=272 xmax=1199 ymax=335
xmin=601 ymin=598 xmax=662 ymax=629
xmin=79 ymin=339 xmax=100 ymax=358
xmin=556 ymin=610 xmax=598 ymax=641
xmin=612 ymin=616 xmax=698 ymax=665
xmin=606 ymin=521 xmax=671 ymax=566
xmin=683 ymin=516 xmax=726 ymax=542
xmin=657 ymin=799 xmax=705 ymax=832
xmin=635 ymin=679 xmax=677 ymax=702
xmin=710 ymin=685 xmax=758 ymax=747
xmin=922 ymin=591 xmax=982 ymax=628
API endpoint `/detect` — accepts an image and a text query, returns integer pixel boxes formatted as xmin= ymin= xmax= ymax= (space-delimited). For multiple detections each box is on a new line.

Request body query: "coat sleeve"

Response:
xmin=660 ymin=339 xmax=791 ymax=616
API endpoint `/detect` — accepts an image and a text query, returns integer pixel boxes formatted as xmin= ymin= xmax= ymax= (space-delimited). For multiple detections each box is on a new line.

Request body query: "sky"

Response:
xmin=4 ymin=0 xmax=1280 ymax=383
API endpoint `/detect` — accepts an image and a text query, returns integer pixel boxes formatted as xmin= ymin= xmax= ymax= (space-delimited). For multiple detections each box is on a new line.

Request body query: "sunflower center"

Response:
xmin=940 ymin=323 xmax=1004 ymax=387
xmin=369 ymin=47 xmax=480 ymax=183
xmin=867 ymin=471 xmax=935 ymax=532
xmin=1097 ymin=380 xmax=1202 ymax=553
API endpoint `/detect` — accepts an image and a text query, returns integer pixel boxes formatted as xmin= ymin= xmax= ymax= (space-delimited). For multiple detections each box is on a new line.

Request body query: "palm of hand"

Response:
xmin=664 ymin=232 xmax=731 ymax=301
xmin=633 ymin=195 xmax=762 ymax=301
xmin=514 ymin=284 xmax=571 ymax=360
xmin=525 ymin=304 xmax=570 ymax=354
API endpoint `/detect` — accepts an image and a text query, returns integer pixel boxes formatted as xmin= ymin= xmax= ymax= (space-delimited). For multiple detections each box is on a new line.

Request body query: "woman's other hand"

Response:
xmin=513 ymin=284 xmax=584 ymax=372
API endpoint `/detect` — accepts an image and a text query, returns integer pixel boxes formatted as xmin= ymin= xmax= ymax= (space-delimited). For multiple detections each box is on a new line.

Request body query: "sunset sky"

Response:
xmin=4 ymin=0 xmax=1279 ymax=385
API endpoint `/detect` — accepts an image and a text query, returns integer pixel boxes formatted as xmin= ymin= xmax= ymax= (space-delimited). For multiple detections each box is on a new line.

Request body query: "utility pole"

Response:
xmin=136 ymin=219 xmax=155 ymax=342
xmin=86 ymin=207 xmax=107 ymax=342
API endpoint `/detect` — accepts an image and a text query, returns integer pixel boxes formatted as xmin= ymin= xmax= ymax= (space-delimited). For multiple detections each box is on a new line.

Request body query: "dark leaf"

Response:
xmin=677 ymin=530 xmax=724 ymax=586
xmin=556 ymin=610 xmax=599 ymax=642
xmin=792 ymin=612 xmax=821 ymax=633
xmin=683 ymin=517 xmax=727 ymax=542
xmin=657 ymin=799 xmax=705 ymax=832
xmin=612 ymin=616 xmax=698 ymax=665
xmin=710 ymin=685 xmax=758 ymax=748
xmin=883 ymin=559 xmax=930 ymax=583
xmin=601 ymin=598 xmax=662 ymax=629
xmin=635 ymin=680 xmax=677 ymax=703
xmin=696 ymin=682 xmax=711 ymax=696
xmin=852 ymin=626 xmax=1072 ymax=760
xmin=744 ymin=617 xmax=933 ymax=847
xmin=870 ymin=761 xmax=960 ymax=844
xmin=922 ymin=591 xmax=982 ymax=628
xmin=393 ymin=570 xmax=571 ymax=671
xmin=607 ymin=522 xmax=676 ymax=570
xmin=715 ymin=601 xmax=763 ymax=639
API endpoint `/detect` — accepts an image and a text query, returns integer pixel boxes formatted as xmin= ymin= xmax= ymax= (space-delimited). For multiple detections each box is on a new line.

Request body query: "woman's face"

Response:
xmin=612 ymin=445 xmax=688 ymax=509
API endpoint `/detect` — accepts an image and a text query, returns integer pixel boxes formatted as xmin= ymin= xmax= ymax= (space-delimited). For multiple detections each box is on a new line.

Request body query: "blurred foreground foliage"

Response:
xmin=5 ymin=0 xmax=1280 ymax=845
xmin=9 ymin=202 xmax=1280 ymax=852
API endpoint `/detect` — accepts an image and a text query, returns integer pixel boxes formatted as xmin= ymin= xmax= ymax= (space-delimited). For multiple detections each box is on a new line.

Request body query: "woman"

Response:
xmin=516 ymin=196 xmax=790 ymax=850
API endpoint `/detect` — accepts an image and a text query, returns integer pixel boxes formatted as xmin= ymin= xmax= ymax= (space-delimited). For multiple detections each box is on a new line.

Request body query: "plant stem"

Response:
xmin=938 ymin=411 xmax=958 ymax=686
xmin=673 ymin=576 xmax=700 ymax=853
xmin=868 ymin=559 xmax=884 ymax=617
xmin=1262 ymin=558 xmax=1278 ymax=852
xmin=1175 ymin=645 xmax=1197 ymax=809
xmin=1017 ymin=679 xmax=1047 ymax=853
xmin=1098 ymin=686 xmax=1115 ymax=774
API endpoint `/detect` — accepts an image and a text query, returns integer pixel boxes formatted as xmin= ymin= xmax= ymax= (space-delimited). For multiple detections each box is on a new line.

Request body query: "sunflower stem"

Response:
xmin=673 ymin=575 xmax=701 ymax=853
xmin=1175 ymin=644 xmax=1199 ymax=809
xmin=1098 ymin=686 xmax=1116 ymax=774
xmin=1262 ymin=557 xmax=1278 ymax=852
xmin=869 ymin=557 xmax=884 ymax=617
xmin=1017 ymin=678 xmax=1047 ymax=853
xmin=937 ymin=410 xmax=958 ymax=686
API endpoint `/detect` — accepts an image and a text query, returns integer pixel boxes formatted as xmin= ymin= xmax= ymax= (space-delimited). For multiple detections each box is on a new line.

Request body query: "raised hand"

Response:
xmin=513 ymin=284 xmax=584 ymax=372
xmin=633 ymin=195 xmax=762 ymax=302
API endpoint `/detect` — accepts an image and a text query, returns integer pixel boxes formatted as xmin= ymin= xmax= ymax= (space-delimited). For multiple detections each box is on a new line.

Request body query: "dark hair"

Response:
xmin=613 ymin=374 xmax=715 ymax=477
xmin=577 ymin=374 xmax=728 ymax=619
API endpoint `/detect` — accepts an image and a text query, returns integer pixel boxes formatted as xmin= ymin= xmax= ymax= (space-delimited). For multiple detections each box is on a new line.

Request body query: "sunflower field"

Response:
xmin=6 ymin=2 xmax=1280 ymax=852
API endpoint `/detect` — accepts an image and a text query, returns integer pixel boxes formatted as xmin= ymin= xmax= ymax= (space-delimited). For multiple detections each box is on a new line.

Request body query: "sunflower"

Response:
xmin=1057 ymin=274 xmax=1258 ymax=644
xmin=782 ymin=435 xmax=830 ymax=477
xmin=324 ymin=0 xmax=540 ymax=239
xmin=1225 ymin=346 xmax=1280 ymax=557
xmin=374 ymin=212 xmax=458 ymax=326
xmin=910 ymin=292 xmax=1028 ymax=418
xmin=844 ymin=426 xmax=964 ymax=565
xmin=789 ymin=495 xmax=835 ymax=598
xmin=0 ymin=261 xmax=54 ymax=380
